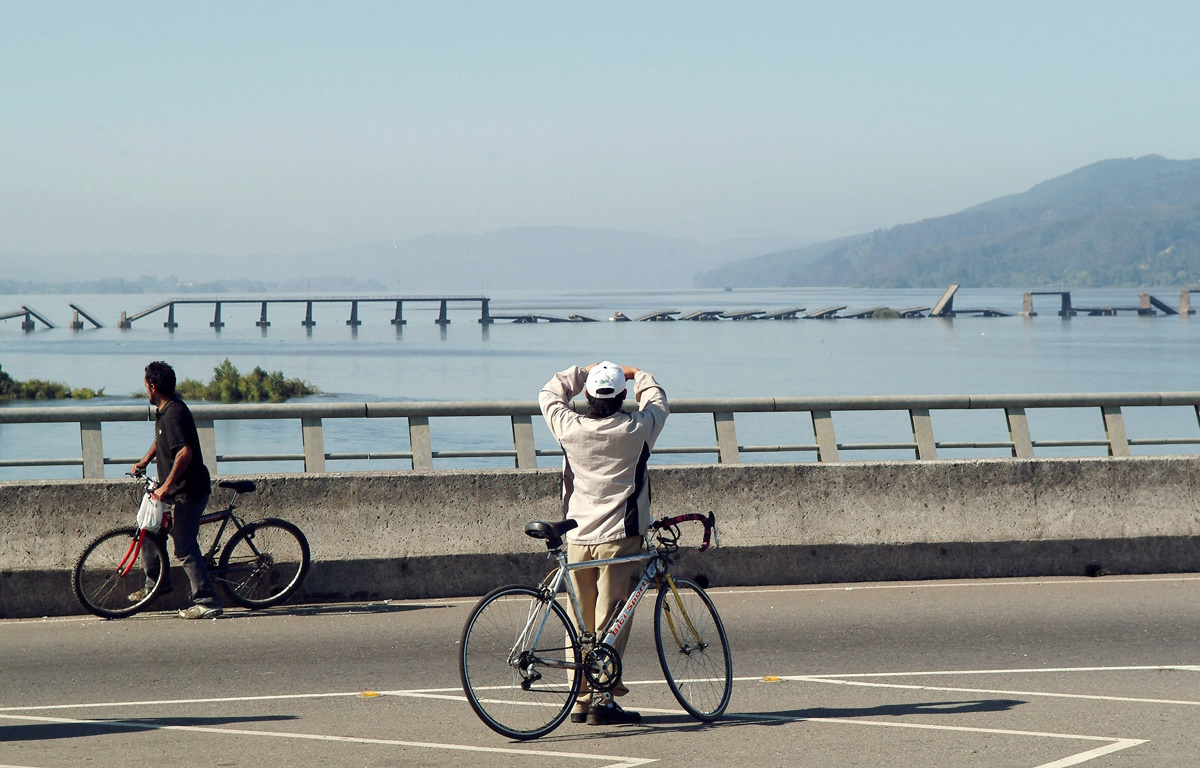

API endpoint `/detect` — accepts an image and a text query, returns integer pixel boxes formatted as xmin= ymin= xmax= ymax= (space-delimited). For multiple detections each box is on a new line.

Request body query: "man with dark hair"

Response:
xmin=131 ymin=361 xmax=222 ymax=619
xmin=539 ymin=361 xmax=668 ymax=726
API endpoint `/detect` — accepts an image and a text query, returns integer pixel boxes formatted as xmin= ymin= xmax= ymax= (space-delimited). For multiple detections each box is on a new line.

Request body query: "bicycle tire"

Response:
xmin=216 ymin=518 xmax=310 ymax=609
xmin=71 ymin=527 xmax=168 ymax=619
xmin=460 ymin=585 xmax=582 ymax=740
xmin=653 ymin=576 xmax=732 ymax=720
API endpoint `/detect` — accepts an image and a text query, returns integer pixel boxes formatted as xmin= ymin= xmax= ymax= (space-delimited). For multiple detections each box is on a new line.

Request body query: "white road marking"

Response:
xmin=723 ymin=711 xmax=1148 ymax=767
xmin=0 ymin=713 xmax=656 ymax=768
xmin=6 ymin=664 xmax=1186 ymax=767
xmin=712 ymin=574 xmax=1200 ymax=596
xmin=788 ymin=674 xmax=1200 ymax=707
xmin=805 ymin=664 xmax=1200 ymax=678
xmin=0 ymin=691 xmax=364 ymax=713
xmin=1033 ymin=740 xmax=1149 ymax=768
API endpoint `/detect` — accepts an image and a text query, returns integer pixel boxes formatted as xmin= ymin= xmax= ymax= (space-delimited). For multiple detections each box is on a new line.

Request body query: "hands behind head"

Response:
xmin=583 ymin=363 xmax=639 ymax=381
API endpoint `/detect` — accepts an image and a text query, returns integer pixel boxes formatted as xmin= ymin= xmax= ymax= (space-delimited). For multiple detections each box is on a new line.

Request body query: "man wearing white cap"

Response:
xmin=539 ymin=361 xmax=669 ymax=726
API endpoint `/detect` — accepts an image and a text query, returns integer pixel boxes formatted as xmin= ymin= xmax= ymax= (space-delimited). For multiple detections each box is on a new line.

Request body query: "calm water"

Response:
xmin=2 ymin=286 xmax=1199 ymax=479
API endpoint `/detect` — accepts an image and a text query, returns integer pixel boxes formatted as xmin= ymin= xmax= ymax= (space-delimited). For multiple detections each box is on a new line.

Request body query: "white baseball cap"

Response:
xmin=584 ymin=361 xmax=626 ymax=399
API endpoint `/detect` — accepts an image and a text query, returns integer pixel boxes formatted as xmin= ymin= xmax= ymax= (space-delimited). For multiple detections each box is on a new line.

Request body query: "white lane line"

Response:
xmin=0 ymin=713 xmax=656 ymax=768
xmin=786 ymin=675 xmax=1200 ymax=708
xmin=713 ymin=574 xmax=1200 ymax=596
xmin=1034 ymin=740 xmax=1149 ymax=768
xmin=805 ymin=664 xmax=1200 ymax=678
xmin=722 ymin=712 xmax=1147 ymax=767
xmin=0 ymin=691 xmax=364 ymax=713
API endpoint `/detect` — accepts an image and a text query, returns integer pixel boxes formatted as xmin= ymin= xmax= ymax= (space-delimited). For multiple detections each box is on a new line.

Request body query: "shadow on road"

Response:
xmin=0 ymin=714 xmax=298 ymax=743
xmin=116 ymin=600 xmax=456 ymax=622
xmin=540 ymin=698 xmax=1027 ymax=744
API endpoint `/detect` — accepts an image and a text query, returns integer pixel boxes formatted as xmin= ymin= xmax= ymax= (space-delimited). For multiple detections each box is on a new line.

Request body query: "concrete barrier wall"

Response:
xmin=3 ymin=456 xmax=1198 ymax=618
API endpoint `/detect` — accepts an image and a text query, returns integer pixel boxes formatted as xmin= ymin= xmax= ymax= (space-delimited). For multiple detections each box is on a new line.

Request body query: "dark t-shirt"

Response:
xmin=155 ymin=395 xmax=211 ymax=502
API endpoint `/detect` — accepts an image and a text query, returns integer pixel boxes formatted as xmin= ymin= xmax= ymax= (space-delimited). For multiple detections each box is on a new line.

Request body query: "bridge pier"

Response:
xmin=119 ymin=311 xmax=130 ymax=330
xmin=479 ymin=298 xmax=493 ymax=325
xmin=436 ymin=300 xmax=451 ymax=327
xmin=391 ymin=300 xmax=406 ymax=326
xmin=210 ymin=302 xmax=224 ymax=329
xmin=347 ymin=301 xmax=361 ymax=328
xmin=256 ymin=301 xmax=270 ymax=328
xmin=21 ymin=312 xmax=34 ymax=332
xmin=302 ymin=301 xmax=316 ymax=329
xmin=164 ymin=303 xmax=178 ymax=331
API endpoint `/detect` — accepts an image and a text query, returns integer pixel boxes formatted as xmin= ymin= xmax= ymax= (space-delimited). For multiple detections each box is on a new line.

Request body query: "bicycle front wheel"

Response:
xmin=71 ymin=527 xmax=168 ymax=619
xmin=654 ymin=576 xmax=732 ymax=720
xmin=217 ymin=518 xmax=310 ymax=609
xmin=460 ymin=585 xmax=582 ymax=740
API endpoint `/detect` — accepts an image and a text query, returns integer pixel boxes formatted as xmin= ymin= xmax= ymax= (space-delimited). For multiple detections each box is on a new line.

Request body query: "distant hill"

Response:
xmin=1 ymin=229 xmax=808 ymax=293
xmin=697 ymin=155 xmax=1200 ymax=288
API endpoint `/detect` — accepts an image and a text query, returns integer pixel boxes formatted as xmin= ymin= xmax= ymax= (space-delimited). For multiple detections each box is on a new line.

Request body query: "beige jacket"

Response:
xmin=539 ymin=366 xmax=669 ymax=545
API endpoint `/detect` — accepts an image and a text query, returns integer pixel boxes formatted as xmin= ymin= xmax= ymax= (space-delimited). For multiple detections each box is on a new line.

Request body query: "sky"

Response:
xmin=2 ymin=1 xmax=1199 ymax=257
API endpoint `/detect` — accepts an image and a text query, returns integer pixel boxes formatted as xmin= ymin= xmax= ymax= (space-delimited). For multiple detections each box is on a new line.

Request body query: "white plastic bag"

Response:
xmin=136 ymin=492 xmax=165 ymax=532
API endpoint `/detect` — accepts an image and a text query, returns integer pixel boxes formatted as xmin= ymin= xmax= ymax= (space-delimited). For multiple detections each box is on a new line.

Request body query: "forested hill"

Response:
xmin=698 ymin=155 xmax=1200 ymax=288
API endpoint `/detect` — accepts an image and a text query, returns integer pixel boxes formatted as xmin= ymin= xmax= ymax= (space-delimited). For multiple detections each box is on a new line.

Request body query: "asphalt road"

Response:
xmin=2 ymin=573 xmax=1199 ymax=767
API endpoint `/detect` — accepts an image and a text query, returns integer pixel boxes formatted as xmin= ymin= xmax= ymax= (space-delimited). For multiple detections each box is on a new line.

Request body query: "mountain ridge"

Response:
xmin=698 ymin=155 xmax=1200 ymax=288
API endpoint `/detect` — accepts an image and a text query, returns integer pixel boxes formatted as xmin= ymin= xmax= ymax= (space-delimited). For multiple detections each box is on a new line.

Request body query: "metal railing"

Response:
xmin=2 ymin=392 xmax=1200 ymax=478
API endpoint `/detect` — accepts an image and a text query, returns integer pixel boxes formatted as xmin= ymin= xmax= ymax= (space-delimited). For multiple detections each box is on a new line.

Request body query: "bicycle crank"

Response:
xmin=583 ymin=642 xmax=622 ymax=693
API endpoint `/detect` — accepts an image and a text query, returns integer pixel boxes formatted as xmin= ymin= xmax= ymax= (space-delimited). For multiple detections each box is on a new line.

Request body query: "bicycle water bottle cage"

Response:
xmin=218 ymin=480 xmax=257 ymax=494
xmin=524 ymin=519 xmax=578 ymax=550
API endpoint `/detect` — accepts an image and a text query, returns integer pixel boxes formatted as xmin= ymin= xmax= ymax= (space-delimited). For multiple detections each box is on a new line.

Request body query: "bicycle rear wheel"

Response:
xmin=72 ymin=527 xmax=168 ymax=619
xmin=216 ymin=518 xmax=310 ymax=609
xmin=654 ymin=576 xmax=732 ymax=720
xmin=460 ymin=585 xmax=581 ymax=740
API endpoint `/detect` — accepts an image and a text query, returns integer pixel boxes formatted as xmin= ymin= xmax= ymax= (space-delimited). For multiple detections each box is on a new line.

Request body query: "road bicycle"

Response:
xmin=459 ymin=512 xmax=732 ymax=740
xmin=71 ymin=472 xmax=311 ymax=619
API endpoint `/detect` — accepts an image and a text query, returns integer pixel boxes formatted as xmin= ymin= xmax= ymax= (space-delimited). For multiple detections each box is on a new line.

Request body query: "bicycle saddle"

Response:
xmin=218 ymin=480 xmax=257 ymax=494
xmin=525 ymin=519 xmax=578 ymax=549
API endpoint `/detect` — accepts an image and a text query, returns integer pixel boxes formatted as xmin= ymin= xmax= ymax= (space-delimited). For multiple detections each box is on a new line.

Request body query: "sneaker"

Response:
xmin=586 ymin=700 xmax=641 ymax=726
xmin=179 ymin=605 xmax=222 ymax=620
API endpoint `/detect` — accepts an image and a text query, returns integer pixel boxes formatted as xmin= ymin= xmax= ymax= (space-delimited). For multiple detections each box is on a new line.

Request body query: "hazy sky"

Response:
xmin=3 ymin=1 xmax=1199 ymax=256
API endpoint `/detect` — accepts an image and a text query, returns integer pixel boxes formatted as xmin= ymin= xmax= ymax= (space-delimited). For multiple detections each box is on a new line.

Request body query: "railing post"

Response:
xmin=409 ymin=415 xmax=433 ymax=470
xmin=195 ymin=418 xmax=218 ymax=477
xmin=811 ymin=410 xmax=839 ymax=462
xmin=910 ymin=408 xmax=938 ymax=460
xmin=1005 ymin=407 xmax=1034 ymax=459
xmin=511 ymin=414 xmax=537 ymax=468
xmin=301 ymin=417 xmax=326 ymax=472
xmin=1102 ymin=405 xmax=1130 ymax=457
xmin=713 ymin=412 xmax=740 ymax=464
xmin=80 ymin=421 xmax=104 ymax=479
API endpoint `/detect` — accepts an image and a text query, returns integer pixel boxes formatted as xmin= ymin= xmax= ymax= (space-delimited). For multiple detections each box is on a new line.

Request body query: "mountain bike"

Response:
xmin=459 ymin=512 xmax=732 ymax=740
xmin=71 ymin=473 xmax=311 ymax=618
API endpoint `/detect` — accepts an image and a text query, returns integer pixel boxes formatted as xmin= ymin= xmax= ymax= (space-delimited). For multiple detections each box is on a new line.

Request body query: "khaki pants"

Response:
xmin=568 ymin=535 xmax=643 ymax=707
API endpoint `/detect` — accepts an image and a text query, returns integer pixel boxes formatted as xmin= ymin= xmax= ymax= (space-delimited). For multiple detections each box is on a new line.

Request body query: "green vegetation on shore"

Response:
xmin=177 ymin=359 xmax=319 ymax=403
xmin=0 ymin=365 xmax=104 ymax=401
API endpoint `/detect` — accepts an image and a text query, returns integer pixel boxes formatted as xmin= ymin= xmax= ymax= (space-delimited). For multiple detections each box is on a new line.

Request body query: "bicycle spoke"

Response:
xmin=654 ymin=577 xmax=732 ymax=720
xmin=460 ymin=586 xmax=580 ymax=740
